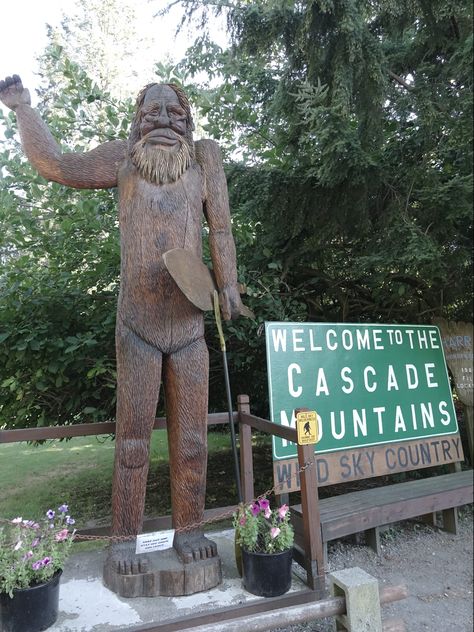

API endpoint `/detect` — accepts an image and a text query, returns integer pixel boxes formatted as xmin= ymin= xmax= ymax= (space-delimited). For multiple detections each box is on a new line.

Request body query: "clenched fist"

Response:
xmin=0 ymin=75 xmax=31 ymax=111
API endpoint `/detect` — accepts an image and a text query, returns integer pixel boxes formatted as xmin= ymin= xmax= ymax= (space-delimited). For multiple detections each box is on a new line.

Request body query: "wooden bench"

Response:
xmin=236 ymin=395 xmax=473 ymax=587
xmin=291 ymin=469 xmax=473 ymax=563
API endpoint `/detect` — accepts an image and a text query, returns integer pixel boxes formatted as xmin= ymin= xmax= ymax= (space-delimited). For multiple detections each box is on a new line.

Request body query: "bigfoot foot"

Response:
xmin=173 ymin=531 xmax=218 ymax=564
xmin=103 ymin=537 xmax=222 ymax=596
xmin=106 ymin=541 xmax=149 ymax=573
xmin=103 ymin=542 xmax=154 ymax=597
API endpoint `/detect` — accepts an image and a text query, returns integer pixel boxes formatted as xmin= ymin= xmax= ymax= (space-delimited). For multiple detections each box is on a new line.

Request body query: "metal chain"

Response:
xmin=1 ymin=460 xmax=315 ymax=544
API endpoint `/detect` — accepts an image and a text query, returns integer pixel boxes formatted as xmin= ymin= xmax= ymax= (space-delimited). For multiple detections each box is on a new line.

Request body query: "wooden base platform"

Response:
xmin=103 ymin=547 xmax=222 ymax=598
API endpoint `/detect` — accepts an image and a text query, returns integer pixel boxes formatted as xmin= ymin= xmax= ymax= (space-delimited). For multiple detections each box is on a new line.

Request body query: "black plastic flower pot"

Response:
xmin=242 ymin=548 xmax=292 ymax=597
xmin=0 ymin=570 xmax=62 ymax=632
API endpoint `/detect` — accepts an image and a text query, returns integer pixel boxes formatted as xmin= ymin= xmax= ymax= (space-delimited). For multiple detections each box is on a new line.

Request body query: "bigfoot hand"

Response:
xmin=0 ymin=75 xmax=31 ymax=111
xmin=219 ymin=284 xmax=244 ymax=321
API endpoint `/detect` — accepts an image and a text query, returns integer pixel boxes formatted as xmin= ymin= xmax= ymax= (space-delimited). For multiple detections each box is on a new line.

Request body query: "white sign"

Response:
xmin=135 ymin=529 xmax=175 ymax=554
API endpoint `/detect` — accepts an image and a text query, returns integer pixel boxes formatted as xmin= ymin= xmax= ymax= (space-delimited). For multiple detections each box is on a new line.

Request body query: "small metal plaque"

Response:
xmin=136 ymin=529 xmax=175 ymax=554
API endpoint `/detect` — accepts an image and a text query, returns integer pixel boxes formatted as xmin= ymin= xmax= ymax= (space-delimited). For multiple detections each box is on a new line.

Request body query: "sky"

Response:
xmin=0 ymin=0 xmax=225 ymax=101
xmin=1 ymin=0 xmax=78 ymax=94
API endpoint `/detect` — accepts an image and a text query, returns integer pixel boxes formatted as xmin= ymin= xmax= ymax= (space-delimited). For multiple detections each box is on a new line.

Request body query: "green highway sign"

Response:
xmin=265 ymin=323 xmax=459 ymax=460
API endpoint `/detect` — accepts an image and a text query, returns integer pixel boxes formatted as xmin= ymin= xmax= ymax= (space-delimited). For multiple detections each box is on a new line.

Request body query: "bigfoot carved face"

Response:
xmin=130 ymin=84 xmax=193 ymax=185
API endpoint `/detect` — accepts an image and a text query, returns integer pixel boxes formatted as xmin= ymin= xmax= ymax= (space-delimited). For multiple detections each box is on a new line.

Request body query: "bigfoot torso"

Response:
xmin=117 ymin=159 xmax=206 ymax=354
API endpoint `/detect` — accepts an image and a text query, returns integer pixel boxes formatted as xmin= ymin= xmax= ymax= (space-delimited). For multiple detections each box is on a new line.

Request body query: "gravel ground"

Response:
xmin=273 ymin=506 xmax=473 ymax=632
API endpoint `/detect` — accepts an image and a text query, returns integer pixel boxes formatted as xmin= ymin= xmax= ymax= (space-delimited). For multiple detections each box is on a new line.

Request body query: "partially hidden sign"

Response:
xmin=265 ymin=323 xmax=462 ymax=491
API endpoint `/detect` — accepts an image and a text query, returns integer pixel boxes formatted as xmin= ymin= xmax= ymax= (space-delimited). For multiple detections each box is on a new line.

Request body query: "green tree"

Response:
xmin=169 ymin=0 xmax=473 ymax=413
xmin=1 ymin=1 xmax=472 ymax=427
xmin=0 ymin=48 xmax=133 ymax=429
xmin=175 ymin=0 xmax=472 ymax=316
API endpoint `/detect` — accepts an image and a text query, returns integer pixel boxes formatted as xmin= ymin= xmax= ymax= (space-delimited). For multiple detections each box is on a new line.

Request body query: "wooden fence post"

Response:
xmin=237 ymin=394 xmax=254 ymax=503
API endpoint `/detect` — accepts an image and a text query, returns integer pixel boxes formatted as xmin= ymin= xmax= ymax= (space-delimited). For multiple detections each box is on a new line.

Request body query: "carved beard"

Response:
xmin=130 ymin=134 xmax=192 ymax=185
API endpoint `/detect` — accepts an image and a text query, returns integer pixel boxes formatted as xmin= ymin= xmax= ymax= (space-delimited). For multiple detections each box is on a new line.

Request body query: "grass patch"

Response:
xmin=0 ymin=431 xmax=275 ymax=527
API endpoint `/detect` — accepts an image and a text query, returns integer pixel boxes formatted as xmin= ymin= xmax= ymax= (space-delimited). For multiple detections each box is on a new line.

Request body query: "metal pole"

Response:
xmin=213 ymin=291 xmax=242 ymax=503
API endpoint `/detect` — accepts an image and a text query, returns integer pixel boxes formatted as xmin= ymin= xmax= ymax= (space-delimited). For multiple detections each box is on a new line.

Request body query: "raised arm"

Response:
xmin=195 ymin=138 xmax=243 ymax=320
xmin=0 ymin=75 xmax=126 ymax=189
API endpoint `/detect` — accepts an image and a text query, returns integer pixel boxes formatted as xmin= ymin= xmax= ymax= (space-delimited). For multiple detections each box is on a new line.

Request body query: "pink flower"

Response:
xmin=270 ymin=527 xmax=281 ymax=539
xmin=259 ymin=498 xmax=270 ymax=511
xmin=278 ymin=504 xmax=289 ymax=519
xmin=264 ymin=507 xmax=271 ymax=519
xmin=239 ymin=516 xmax=246 ymax=526
xmin=55 ymin=529 xmax=69 ymax=542
xmin=250 ymin=503 xmax=260 ymax=516
xmin=11 ymin=517 xmax=22 ymax=524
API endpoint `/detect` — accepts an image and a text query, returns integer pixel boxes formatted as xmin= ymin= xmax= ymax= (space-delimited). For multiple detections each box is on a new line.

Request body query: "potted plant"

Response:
xmin=234 ymin=497 xmax=294 ymax=597
xmin=0 ymin=504 xmax=76 ymax=632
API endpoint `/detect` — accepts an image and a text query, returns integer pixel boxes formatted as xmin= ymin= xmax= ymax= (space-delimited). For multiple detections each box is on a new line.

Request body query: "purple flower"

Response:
xmin=32 ymin=560 xmax=43 ymax=571
xmin=22 ymin=551 xmax=33 ymax=560
xmin=250 ymin=503 xmax=260 ymax=516
xmin=259 ymin=498 xmax=270 ymax=511
xmin=31 ymin=538 xmax=40 ymax=548
xmin=42 ymin=557 xmax=52 ymax=566
xmin=58 ymin=504 xmax=69 ymax=514
xmin=66 ymin=516 xmax=75 ymax=525
xmin=46 ymin=509 xmax=55 ymax=520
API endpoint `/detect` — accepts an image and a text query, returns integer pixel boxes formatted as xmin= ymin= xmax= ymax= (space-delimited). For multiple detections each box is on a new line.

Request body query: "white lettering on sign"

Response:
xmin=135 ymin=529 xmax=175 ymax=554
xmin=315 ymin=368 xmax=329 ymax=396
xmin=341 ymin=367 xmax=354 ymax=394
xmin=270 ymin=325 xmax=441 ymax=354
xmin=280 ymin=409 xmax=296 ymax=447
xmin=406 ymin=364 xmax=418 ymax=389
xmin=387 ymin=365 xmax=399 ymax=391
xmin=292 ymin=329 xmax=305 ymax=351
xmin=425 ymin=363 xmax=438 ymax=388
xmin=283 ymin=362 xmax=445 ymax=397
xmin=288 ymin=363 xmax=302 ymax=397
xmin=277 ymin=400 xmax=452 ymax=446
xmin=272 ymin=328 xmax=287 ymax=352
xmin=439 ymin=401 xmax=451 ymax=425
xmin=364 ymin=366 xmax=377 ymax=392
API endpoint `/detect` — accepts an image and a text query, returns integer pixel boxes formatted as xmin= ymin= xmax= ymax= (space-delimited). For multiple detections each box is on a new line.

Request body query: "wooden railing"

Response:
xmin=0 ymin=412 xmax=236 ymax=443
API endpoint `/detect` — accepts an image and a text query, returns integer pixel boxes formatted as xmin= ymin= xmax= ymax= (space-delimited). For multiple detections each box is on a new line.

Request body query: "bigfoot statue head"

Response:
xmin=129 ymin=83 xmax=195 ymax=185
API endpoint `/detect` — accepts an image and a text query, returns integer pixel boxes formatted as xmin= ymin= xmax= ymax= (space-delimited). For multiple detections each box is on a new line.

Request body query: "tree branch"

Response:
xmin=388 ymin=70 xmax=414 ymax=92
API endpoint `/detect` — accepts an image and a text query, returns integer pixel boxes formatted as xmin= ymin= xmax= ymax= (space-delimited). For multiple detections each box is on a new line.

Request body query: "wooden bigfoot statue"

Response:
xmin=0 ymin=75 xmax=243 ymax=595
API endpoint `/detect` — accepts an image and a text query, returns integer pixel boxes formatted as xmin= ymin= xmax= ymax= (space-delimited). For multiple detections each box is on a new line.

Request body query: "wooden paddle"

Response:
xmin=162 ymin=248 xmax=254 ymax=319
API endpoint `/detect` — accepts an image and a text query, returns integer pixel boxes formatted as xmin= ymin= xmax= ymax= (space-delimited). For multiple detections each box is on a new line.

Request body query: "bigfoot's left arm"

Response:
xmin=195 ymin=139 xmax=243 ymax=321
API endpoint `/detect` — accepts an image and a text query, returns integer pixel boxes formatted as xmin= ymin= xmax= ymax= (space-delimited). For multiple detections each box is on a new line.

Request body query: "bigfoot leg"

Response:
xmin=163 ymin=337 xmax=217 ymax=563
xmin=111 ymin=323 xmax=162 ymax=537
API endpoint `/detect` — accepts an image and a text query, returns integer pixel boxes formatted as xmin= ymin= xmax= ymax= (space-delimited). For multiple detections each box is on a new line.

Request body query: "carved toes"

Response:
xmin=116 ymin=557 xmax=150 ymax=575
